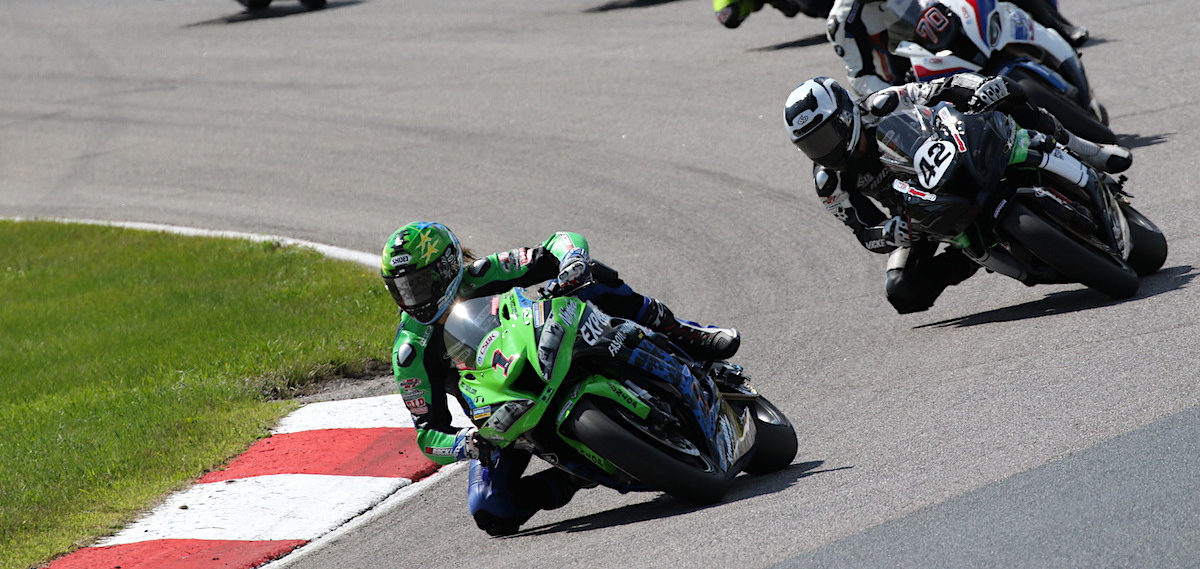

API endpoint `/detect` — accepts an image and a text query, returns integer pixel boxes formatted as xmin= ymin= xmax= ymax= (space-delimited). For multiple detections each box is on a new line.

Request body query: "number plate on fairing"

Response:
xmin=914 ymin=139 xmax=957 ymax=189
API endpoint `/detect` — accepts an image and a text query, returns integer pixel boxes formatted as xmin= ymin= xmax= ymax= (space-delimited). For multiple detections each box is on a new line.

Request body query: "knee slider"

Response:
xmin=886 ymin=269 xmax=935 ymax=314
xmin=473 ymin=510 xmax=522 ymax=537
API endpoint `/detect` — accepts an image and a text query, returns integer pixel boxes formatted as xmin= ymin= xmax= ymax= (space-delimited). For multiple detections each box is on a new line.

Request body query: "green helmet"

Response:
xmin=381 ymin=222 xmax=464 ymax=325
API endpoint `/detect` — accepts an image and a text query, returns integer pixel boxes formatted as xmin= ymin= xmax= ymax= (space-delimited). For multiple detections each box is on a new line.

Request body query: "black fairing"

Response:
xmin=877 ymin=103 xmax=1015 ymax=238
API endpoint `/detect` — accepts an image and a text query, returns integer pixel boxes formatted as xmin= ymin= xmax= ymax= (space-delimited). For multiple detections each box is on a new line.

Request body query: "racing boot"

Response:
xmin=1041 ymin=124 xmax=1132 ymax=175
xmin=715 ymin=0 xmax=761 ymax=29
xmin=638 ymin=299 xmax=740 ymax=361
xmin=1011 ymin=0 xmax=1089 ymax=47
xmin=1063 ymin=135 xmax=1132 ymax=174
xmin=1063 ymin=25 xmax=1090 ymax=48
xmin=1042 ymin=124 xmax=1132 ymax=174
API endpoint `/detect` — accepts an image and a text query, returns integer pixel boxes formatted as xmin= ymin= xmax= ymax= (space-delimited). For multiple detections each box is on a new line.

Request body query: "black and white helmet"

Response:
xmin=785 ymin=77 xmax=861 ymax=169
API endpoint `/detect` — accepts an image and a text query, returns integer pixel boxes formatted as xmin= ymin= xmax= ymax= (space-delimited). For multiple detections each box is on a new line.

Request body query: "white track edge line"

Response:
xmin=4 ymin=217 xmax=378 ymax=267
xmin=260 ymin=463 xmax=467 ymax=569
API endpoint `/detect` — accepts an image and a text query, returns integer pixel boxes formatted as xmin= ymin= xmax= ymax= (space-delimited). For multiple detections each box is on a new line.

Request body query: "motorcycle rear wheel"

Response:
xmin=1001 ymin=201 xmax=1138 ymax=299
xmin=1008 ymin=68 xmax=1117 ymax=144
xmin=1120 ymin=204 xmax=1168 ymax=275
xmin=567 ymin=399 xmax=726 ymax=505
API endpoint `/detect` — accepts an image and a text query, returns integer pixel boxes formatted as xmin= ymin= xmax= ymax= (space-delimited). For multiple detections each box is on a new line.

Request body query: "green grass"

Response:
xmin=0 ymin=220 xmax=395 ymax=569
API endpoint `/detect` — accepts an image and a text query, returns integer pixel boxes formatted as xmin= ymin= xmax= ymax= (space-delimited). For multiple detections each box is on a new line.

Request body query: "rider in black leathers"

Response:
xmin=784 ymin=72 xmax=1129 ymax=313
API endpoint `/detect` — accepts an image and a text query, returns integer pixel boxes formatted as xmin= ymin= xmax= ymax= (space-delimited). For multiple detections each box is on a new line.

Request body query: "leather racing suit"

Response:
xmin=814 ymin=73 xmax=1069 ymax=313
xmin=825 ymin=0 xmax=1091 ymax=96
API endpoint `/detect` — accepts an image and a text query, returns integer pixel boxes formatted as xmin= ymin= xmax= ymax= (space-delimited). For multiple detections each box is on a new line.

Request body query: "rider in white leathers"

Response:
xmin=825 ymin=0 xmax=1091 ymax=97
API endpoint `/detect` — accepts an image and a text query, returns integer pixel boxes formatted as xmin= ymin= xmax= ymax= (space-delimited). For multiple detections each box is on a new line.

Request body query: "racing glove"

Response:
xmin=556 ymin=249 xmax=591 ymax=289
xmin=452 ymin=427 xmax=488 ymax=461
xmin=883 ymin=216 xmax=913 ymax=248
xmin=968 ymin=76 xmax=1012 ymax=111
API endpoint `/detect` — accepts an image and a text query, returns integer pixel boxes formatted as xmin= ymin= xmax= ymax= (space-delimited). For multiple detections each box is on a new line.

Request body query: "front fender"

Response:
xmin=554 ymin=375 xmax=651 ymax=474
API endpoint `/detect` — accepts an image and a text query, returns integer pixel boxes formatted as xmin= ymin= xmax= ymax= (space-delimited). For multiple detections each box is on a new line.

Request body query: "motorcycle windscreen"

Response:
xmin=876 ymin=105 xmax=937 ymax=172
xmin=444 ymin=296 xmax=502 ymax=369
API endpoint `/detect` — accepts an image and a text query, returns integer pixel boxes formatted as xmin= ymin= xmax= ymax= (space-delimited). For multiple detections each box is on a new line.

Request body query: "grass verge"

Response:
xmin=0 ymin=220 xmax=395 ymax=569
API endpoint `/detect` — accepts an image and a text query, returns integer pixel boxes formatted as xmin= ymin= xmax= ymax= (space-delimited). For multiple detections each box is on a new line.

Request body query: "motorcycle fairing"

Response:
xmin=899 ymin=1 xmax=1080 ymax=95
xmin=882 ymin=103 xmax=1016 ymax=236
xmin=994 ymin=59 xmax=1075 ymax=97
xmin=450 ymin=288 xmax=754 ymax=489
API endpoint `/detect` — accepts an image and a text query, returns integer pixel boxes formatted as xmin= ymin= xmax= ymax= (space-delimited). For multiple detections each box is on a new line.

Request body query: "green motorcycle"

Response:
xmin=443 ymin=286 xmax=797 ymax=505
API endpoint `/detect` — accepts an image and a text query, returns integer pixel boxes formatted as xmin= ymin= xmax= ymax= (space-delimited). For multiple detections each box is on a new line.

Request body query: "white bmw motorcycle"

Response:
xmin=890 ymin=0 xmax=1115 ymax=143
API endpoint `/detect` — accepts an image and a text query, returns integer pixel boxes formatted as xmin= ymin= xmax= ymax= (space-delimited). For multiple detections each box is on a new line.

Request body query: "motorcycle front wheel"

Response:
xmin=567 ymin=398 xmax=727 ymax=505
xmin=1120 ymin=204 xmax=1168 ymax=275
xmin=1001 ymin=201 xmax=1139 ymax=299
xmin=732 ymin=395 xmax=797 ymax=475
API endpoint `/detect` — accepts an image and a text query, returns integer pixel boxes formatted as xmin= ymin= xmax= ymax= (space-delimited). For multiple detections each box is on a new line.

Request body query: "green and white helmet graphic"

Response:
xmin=381 ymin=222 xmax=464 ymax=324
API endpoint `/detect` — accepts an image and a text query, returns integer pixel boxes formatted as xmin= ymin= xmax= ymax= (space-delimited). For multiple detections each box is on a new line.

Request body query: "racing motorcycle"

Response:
xmin=874 ymin=98 xmax=1166 ymax=299
xmin=443 ymin=285 xmax=798 ymax=505
xmin=890 ymin=0 xmax=1116 ymax=143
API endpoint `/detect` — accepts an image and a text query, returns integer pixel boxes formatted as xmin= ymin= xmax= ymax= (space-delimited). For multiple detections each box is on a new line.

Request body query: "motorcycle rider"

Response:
xmin=826 ymin=0 xmax=1091 ymax=97
xmin=381 ymin=222 xmax=740 ymax=535
xmin=783 ymin=73 xmax=1129 ymax=313
xmin=716 ymin=0 xmax=832 ymax=29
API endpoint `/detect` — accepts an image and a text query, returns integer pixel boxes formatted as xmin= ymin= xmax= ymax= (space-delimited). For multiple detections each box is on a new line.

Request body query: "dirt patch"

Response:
xmin=292 ymin=374 xmax=397 ymax=404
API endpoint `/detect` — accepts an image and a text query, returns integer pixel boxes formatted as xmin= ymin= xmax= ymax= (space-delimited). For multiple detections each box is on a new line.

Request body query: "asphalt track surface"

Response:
xmin=3 ymin=1 xmax=1197 ymax=567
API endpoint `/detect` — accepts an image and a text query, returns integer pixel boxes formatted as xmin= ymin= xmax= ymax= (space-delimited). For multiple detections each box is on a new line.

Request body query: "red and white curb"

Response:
xmin=14 ymin=219 xmax=469 ymax=569
xmin=47 ymin=394 xmax=470 ymax=569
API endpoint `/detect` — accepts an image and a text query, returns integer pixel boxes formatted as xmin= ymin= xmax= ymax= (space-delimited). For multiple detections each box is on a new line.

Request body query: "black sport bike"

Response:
xmin=875 ymin=100 xmax=1166 ymax=299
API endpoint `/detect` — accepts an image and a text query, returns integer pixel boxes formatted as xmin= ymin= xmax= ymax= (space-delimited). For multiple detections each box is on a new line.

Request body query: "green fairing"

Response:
xmin=449 ymin=290 xmax=653 ymax=474
xmin=457 ymin=292 xmax=583 ymax=446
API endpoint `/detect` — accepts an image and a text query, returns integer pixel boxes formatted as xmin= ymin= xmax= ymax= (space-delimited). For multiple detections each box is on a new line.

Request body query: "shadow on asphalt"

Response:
xmin=1118 ymin=131 xmax=1172 ymax=150
xmin=585 ymin=0 xmax=687 ymax=13
xmin=510 ymin=460 xmax=848 ymax=536
xmin=916 ymin=264 xmax=1196 ymax=329
xmin=752 ymin=33 xmax=828 ymax=52
xmin=184 ymin=0 xmax=364 ymax=27
xmin=1077 ymin=35 xmax=1111 ymax=48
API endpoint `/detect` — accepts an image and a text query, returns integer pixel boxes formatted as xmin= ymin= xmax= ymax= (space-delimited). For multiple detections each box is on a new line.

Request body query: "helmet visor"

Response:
xmin=385 ymin=264 xmax=440 ymax=307
xmin=795 ymin=117 xmax=850 ymax=167
xmin=384 ymin=262 xmax=447 ymax=323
